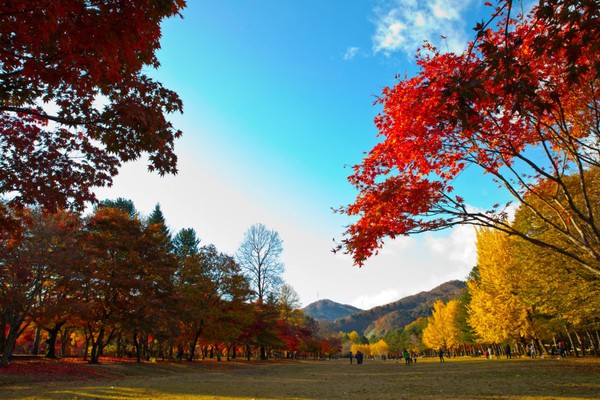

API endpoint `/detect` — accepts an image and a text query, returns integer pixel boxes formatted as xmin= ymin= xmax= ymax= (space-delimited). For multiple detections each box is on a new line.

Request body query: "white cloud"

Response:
xmin=425 ymin=224 xmax=477 ymax=266
xmin=372 ymin=0 xmax=475 ymax=56
xmin=343 ymin=46 xmax=360 ymax=60
xmin=352 ymin=289 xmax=401 ymax=310
xmin=313 ymin=226 xmax=477 ymax=311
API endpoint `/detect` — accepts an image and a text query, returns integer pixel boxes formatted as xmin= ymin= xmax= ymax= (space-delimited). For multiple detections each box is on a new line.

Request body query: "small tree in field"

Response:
xmin=236 ymin=223 xmax=284 ymax=302
xmin=340 ymin=0 xmax=600 ymax=277
xmin=422 ymin=300 xmax=461 ymax=352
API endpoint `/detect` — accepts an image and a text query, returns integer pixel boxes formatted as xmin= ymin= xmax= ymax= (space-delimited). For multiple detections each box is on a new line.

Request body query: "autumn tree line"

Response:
xmin=0 ymin=200 xmax=341 ymax=366
xmin=1 ymin=0 xmax=599 ymax=367
xmin=336 ymin=172 xmax=600 ymax=359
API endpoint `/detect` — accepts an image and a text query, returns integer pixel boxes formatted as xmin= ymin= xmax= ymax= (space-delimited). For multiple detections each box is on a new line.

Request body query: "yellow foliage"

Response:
xmin=347 ymin=331 xmax=360 ymax=344
xmin=370 ymin=339 xmax=389 ymax=357
xmin=468 ymin=227 xmax=532 ymax=343
xmin=350 ymin=343 xmax=371 ymax=356
xmin=422 ymin=299 xmax=461 ymax=351
xmin=349 ymin=339 xmax=389 ymax=358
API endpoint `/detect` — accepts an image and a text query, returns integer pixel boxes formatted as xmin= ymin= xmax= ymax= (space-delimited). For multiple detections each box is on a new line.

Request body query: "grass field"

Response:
xmin=1 ymin=356 xmax=599 ymax=400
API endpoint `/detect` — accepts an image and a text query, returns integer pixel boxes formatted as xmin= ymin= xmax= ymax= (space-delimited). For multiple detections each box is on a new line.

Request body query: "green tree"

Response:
xmin=147 ymin=203 xmax=172 ymax=250
xmin=99 ymin=198 xmax=137 ymax=218
xmin=173 ymin=228 xmax=201 ymax=260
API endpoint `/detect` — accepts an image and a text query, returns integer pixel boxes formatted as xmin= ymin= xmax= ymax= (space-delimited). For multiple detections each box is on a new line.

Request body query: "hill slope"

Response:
xmin=323 ymin=280 xmax=466 ymax=336
xmin=302 ymin=299 xmax=362 ymax=321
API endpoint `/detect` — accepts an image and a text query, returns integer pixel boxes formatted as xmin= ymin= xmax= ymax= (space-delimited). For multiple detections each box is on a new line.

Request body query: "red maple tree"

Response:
xmin=341 ymin=0 xmax=600 ymax=276
xmin=0 ymin=0 xmax=185 ymax=210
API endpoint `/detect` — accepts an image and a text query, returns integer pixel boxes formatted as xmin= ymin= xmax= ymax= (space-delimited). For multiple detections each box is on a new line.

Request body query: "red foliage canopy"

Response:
xmin=0 ymin=0 xmax=186 ymax=209
xmin=341 ymin=0 xmax=600 ymax=273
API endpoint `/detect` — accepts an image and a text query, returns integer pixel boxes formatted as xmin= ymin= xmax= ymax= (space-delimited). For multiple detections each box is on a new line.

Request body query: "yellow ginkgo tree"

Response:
xmin=467 ymin=227 xmax=533 ymax=343
xmin=422 ymin=299 xmax=461 ymax=351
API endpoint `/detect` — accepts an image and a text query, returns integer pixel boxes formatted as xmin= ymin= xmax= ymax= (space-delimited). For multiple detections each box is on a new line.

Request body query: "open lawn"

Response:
xmin=1 ymin=356 xmax=599 ymax=400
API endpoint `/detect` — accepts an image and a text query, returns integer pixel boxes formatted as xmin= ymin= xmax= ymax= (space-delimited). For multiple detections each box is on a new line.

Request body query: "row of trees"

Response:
xmin=0 ymin=200 xmax=338 ymax=366
xmin=361 ymin=184 xmax=599 ymax=357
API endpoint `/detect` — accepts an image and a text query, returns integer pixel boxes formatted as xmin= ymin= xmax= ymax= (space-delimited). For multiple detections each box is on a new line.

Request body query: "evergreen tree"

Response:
xmin=99 ymin=198 xmax=137 ymax=218
xmin=173 ymin=228 xmax=201 ymax=260
xmin=147 ymin=203 xmax=173 ymax=252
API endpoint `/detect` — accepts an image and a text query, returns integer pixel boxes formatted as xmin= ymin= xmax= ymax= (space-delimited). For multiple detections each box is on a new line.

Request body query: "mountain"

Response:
xmin=320 ymin=280 xmax=466 ymax=336
xmin=302 ymin=299 xmax=363 ymax=321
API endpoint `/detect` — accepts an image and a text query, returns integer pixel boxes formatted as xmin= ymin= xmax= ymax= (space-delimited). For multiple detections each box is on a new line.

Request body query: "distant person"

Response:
xmin=505 ymin=344 xmax=511 ymax=359
xmin=403 ymin=349 xmax=410 ymax=366
xmin=411 ymin=351 xmax=418 ymax=364
xmin=177 ymin=344 xmax=184 ymax=361
xmin=438 ymin=348 xmax=445 ymax=363
xmin=356 ymin=351 xmax=363 ymax=365
xmin=349 ymin=351 xmax=353 ymax=364
xmin=529 ymin=343 xmax=536 ymax=358
xmin=559 ymin=342 xmax=566 ymax=357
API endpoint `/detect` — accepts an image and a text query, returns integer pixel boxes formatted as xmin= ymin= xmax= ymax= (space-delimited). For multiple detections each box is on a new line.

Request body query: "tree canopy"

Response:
xmin=340 ymin=0 xmax=600 ymax=276
xmin=0 ymin=0 xmax=185 ymax=210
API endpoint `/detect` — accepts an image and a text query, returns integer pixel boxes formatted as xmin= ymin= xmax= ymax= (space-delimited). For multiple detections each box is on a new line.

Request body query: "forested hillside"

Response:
xmin=302 ymin=299 xmax=362 ymax=321
xmin=323 ymin=281 xmax=466 ymax=336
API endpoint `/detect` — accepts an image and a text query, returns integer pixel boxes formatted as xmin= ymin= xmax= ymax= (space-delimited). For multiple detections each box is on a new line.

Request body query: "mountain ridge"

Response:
xmin=308 ymin=280 xmax=466 ymax=336
xmin=302 ymin=299 xmax=362 ymax=321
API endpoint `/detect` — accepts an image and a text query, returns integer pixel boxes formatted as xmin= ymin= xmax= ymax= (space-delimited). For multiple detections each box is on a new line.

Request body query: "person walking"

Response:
xmin=403 ymin=349 xmax=410 ymax=366
xmin=438 ymin=348 xmax=445 ymax=363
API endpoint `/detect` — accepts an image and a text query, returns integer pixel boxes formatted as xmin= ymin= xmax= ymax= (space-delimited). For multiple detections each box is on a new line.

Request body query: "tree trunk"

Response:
xmin=32 ymin=325 xmax=42 ymax=355
xmin=0 ymin=315 xmax=28 ymax=366
xmin=585 ymin=331 xmax=597 ymax=356
xmin=116 ymin=331 xmax=123 ymax=358
xmin=60 ymin=326 xmax=71 ymax=357
xmin=168 ymin=338 xmax=174 ymax=360
xmin=89 ymin=327 xmax=105 ymax=364
xmin=215 ymin=344 xmax=221 ymax=361
xmin=133 ymin=331 xmax=142 ymax=363
xmin=575 ymin=331 xmax=585 ymax=356
xmin=187 ymin=331 xmax=201 ymax=362
xmin=536 ymin=338 xmax=547 ymax=355
xmin=142 ymin=333 xmax=149 ymax=361
xmin=0 ymin=314 xmax=6 ymax=351
xmin=45 ymin=321 xmax=65 ymax=359
xmin=564 ymin=325 xmax=578 ymax=357
xmin=260 ymin=345 xmax=266 ymax=360
xmin=83 ymin=328 xmax=90 ymax=361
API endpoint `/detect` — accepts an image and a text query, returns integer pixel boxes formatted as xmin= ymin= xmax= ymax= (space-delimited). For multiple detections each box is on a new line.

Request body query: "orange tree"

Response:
xmin=0 ymin=207 xmax=82 ymax=366
xmin=0 ymin=0 xmax=185 ymax=210
xmin=340 ymin=0 xmax=600 ymax=277
xmin=77 ymin=205 xmax=150 ymax=364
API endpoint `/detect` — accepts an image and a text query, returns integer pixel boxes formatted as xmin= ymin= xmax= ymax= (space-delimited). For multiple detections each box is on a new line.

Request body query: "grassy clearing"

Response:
xmin=1 ymin=356 xmax=599 ymax=400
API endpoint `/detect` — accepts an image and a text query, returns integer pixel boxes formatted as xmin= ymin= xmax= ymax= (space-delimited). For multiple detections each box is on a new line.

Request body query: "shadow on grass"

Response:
xmin=2 ymin=358 xmax=600 ymax=400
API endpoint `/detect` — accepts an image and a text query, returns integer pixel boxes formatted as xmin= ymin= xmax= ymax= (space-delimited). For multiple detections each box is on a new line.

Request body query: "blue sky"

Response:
xmin=96 ymin=0 xmax=507 ymax=309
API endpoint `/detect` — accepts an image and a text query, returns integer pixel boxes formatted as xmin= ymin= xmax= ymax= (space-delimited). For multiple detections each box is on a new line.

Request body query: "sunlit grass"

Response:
xmin=2 ymin=357 xmax=599 ymax=399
